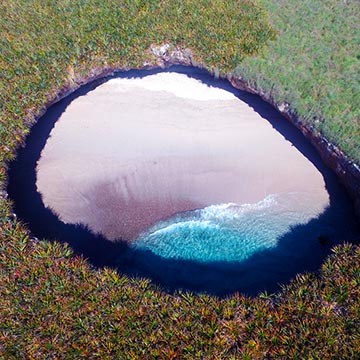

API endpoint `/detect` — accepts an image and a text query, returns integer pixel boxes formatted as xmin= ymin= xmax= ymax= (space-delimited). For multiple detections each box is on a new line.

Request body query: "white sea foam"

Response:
xmin=137 ymin=195 xmax=279 ymax=243
xmin=133 ymin=194 xmax=284 ymax=262
xmin=144 ymin=195 xmax=278 ymax=238
xmin=200 ymin=194 xmax=278 ymax=220
xmin=106 ymin=73 xmax=237 ymax=101
xmin=132 ymin=191 xmax=331 ymax=263
xmin=148 ymin=219 xmax=220 ymax=237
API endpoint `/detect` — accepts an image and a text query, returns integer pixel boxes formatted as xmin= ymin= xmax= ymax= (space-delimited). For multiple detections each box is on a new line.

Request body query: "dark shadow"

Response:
xmin=7 ymin=66 xmax=360 ymax=297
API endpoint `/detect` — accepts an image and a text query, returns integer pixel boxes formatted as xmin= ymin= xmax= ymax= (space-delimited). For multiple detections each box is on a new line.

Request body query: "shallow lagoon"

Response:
xmin=8 ymin=66 xmax=360 ymax=296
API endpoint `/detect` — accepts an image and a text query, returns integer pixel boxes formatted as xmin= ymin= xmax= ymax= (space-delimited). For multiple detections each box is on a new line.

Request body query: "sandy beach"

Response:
xmin=36 ymin=72 xmax=329 ymax=241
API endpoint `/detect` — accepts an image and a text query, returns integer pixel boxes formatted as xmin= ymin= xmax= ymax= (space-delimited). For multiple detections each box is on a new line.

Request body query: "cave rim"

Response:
xmin=6 ymin=64 xmax=360 ymax=297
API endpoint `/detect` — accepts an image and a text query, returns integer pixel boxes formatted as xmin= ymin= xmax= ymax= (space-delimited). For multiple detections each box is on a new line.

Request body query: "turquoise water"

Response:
xmin=132 ymin=192 xmax=325 ymax=263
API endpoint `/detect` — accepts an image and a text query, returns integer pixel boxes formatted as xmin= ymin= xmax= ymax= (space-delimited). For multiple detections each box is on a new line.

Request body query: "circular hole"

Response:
xmin=8 ymin=66 xmax=360 ymax=296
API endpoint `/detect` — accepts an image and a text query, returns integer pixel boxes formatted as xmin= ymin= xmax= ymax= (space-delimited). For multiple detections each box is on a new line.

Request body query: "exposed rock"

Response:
xmin=149 ymin=43 xmax=197 ymax=68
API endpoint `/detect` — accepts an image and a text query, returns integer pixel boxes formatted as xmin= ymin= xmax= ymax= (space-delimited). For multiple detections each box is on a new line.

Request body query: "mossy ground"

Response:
xmin=238 ymin=0 xmax=360 ymax=163
xmin=1 ymin=0 xmax=359 ymax=358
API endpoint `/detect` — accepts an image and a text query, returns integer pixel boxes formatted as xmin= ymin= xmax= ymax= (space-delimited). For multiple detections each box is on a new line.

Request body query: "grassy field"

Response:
xmin=2 ymin=233 xmax=359 ymax=359
xmin=0 ymin=0 xmax=274 ymax=165
xmin=1 ymin=0 xmax=360 ymax=358
xmin=238 ymin=0 xmax=360 ymax=163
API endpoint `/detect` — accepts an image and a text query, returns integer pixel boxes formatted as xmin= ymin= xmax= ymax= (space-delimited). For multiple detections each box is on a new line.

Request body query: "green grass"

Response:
xmin=1 ymin=0 xmax=360 ymax=358
xmin=237 ymin=0 xmax=360 ymax=162
xmin=0 ymin=0 xmax=274 ymax=164
xmin=1 ymin=226 xmax=359 ymax=358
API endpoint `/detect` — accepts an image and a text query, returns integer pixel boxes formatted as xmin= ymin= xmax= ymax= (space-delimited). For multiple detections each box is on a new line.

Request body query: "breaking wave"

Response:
xmin=132 ymin=193 xmax=323 ymax=263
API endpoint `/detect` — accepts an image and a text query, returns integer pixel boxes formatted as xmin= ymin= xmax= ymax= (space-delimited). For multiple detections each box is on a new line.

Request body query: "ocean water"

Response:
xmin=131 ymin=192 xmax=327 ymax=263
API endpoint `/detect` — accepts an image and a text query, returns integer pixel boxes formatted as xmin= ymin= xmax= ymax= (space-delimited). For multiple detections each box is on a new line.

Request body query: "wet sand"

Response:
xmin=36 ymin=72 xmax=329 ymax=241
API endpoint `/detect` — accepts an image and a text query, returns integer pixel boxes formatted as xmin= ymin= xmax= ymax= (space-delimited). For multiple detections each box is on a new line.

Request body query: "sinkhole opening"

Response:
xmin=8 ymin=66 xmax=360 ymax=296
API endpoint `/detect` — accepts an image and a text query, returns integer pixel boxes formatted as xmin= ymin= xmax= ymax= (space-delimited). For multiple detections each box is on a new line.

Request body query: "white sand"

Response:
xmin=36 ymin=72 xmax=329 ymax=241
